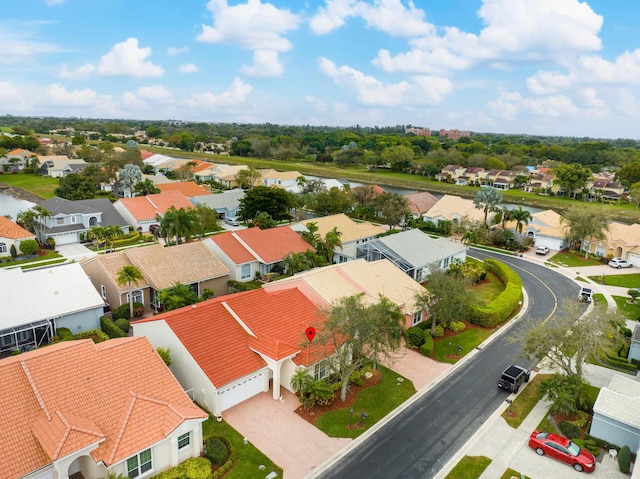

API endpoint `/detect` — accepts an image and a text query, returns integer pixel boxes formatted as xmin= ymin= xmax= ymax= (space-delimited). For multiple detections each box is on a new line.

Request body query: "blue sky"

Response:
xmin=2 ymin=0 xmax=640 ymax=139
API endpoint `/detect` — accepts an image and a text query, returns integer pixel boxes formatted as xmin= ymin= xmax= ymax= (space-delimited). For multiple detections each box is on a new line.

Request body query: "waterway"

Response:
xmin=0 ymin=192 xmax=36 ymax=219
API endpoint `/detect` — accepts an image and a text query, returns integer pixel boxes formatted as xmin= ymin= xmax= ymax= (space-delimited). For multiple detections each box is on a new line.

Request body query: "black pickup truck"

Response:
xmin=497 ymin=365 xmax=530 ymax=393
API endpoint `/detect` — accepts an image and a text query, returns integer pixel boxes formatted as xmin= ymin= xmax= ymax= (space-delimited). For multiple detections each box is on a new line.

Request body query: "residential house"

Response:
xmin=524 ymin=173 xmax=560 ymax=195
xmin=588 ymin=176 xmax=625 ymax=201
xmin=590 ymin=374 xmax=640 ymax=451
xmin=0 ymin=216 xmax=37 ymax=257
xmin=113 ymin=190 xmax=194 ymax=233
xmin=455 ymin=167 xmax=486 ymax=186
xmin=3 ymin=148 xmax=35 ymax=172
xmin=581 ymin=221 xmax=640 ymax=265
xmin=38 ymin=155 xmax=89 ymax=178
xmin=522 ymin=209 xmax=569 ymax=251
xmin=0 ymin=263 xmax=105 ymax=354
xmin=403 ymin=191 xmax=439 ymax=217
xmin=157 ymin=180 xmax=211 ymax=198
xmin=190 ymin=188 xmax=245 ymax=220
xmin=265 ymin=258 xmax=427 ymax=329
xmin=435 ymin=165 xmax=465 ymax=183
xmin=261 ymin=169 xmax=303 ymax=190
xmin=37 ymin=197 xmax=129 ymax=245
xmin=203 ymin=225 xmax=313 ymax=282
xmin=423 ymin=194 xmax=489 ymax=226
xmin=195 ymin=164 xmax=252 ymax=188
xmin=356 ymin=228 xmax=467 ymax=281
xmin=484 ymin=169 xmax=517 ymax=190
xmin=292 ymin=213 xmax=387 ymax=263
xmin=80 ymin=241 xmax=230 ymax=315
xmin=132 ymin=286 xmax=332 ymax=417
xmin=0 ymin=337 xmax=207 ymax=479
xmin=142 ymin=153 xmax=183 ymax=174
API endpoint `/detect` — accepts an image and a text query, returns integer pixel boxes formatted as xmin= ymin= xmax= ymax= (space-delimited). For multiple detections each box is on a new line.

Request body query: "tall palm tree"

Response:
xmin=510 ymin=206 xmax=533 ymax=234
xmin=117 ymin=265 xmax=144 ymax=319
xmin=158 ymin=206 xmax=196 ymax=245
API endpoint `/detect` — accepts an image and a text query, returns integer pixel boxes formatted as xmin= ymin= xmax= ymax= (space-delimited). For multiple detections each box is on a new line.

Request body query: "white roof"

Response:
xmin=0 ymin=263 xmax=104 ymax=329
xmin=375 ymin=229 xmax=467 ymax=267
xmin=594 ymin=374 xmax=640 ymax=428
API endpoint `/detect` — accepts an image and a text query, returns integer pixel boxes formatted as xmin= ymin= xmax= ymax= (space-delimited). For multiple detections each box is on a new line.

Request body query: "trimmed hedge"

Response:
xmin=75 ymin=329 xmax=109 ymax=342
xmin=114 ymin=318 xmax=130 ymax=333
xmin=57 ymin=327 xmax=74 ymax=341
xmin=100 ymin=316 xmax=128 ymax=338
xmin=432 ymin=325 xmax=444 ymax=337
xmin=603 ymin=352 xmax=638 ymax=371
xmin=420 ymin=333 xmax=434 ymax=357
xmin=469 ymin=258 xmax=523 ymax=328
xmin=205 ymin=436 xmax=229 ymax=466
xmin=449 ymin=321 xmax=466 ymax=333
xmin=405 ymin=326 xmax=425 ymax=349
xmin=573 ymin=438 xmax=599 ymax=456
xmin=618 ymin=445 xmax=631 ymax=473
xmin=150 ymin=457 xmax=212 ymax=479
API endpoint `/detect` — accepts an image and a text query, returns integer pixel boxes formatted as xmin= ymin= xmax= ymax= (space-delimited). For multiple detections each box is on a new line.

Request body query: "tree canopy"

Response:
xmin=237 ymin=185 xmax=294 ymax=223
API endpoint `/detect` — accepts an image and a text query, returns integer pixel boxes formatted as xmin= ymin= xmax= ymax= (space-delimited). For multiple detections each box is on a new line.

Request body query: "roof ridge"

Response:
xmin=21 ymin=361 xmax=50 ymax=420
xmin=231 ymin=232 xmax=265 ymax=263
xmin=221 ymin=301 xmax=257 ymax=338
xmin=108 ymin=392 xmax=137 ymax=465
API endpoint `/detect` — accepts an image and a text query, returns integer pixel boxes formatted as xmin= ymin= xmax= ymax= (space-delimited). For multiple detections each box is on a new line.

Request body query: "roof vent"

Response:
xmin=192 ymin=304 xmax=196 ymax=308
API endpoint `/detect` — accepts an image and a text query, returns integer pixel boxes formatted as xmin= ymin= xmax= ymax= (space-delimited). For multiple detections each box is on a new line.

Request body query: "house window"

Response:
xmin=127 ymin=448 xmax=152 ymax=478
xmin=314 ymin=360 xmax=330 ymax=380
xmin=56 ymin=217 xmax=64 ymax=225
xmin=241 ymin=263 xmax=251 ymax=280
xmin=101 ymin=285 xmax=107 ymax=299
xmin=127 ymin=290 xmax=143 ymax=305
xmin=412 ymin=311 xmax=422 ymax=325
xmin=0 ymin=242 xmax=6 ymax=253
xmin=442 ymin=256 xmax=450 ymax=269
xmin=70 ymin=216 xmax=77 ymax=224
xmin=178 ymin=432 xmax=191 ymax=449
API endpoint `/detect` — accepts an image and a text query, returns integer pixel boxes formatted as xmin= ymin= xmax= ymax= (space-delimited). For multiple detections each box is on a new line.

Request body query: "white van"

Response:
xmin=224 ymin=216 xmax=240 ymax=226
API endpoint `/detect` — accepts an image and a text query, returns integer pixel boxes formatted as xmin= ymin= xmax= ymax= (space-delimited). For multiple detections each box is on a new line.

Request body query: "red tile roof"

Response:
xmin=211 ymin=226 xmax=313 ymax=264
xmin=0 ymin=338 xmax=206 ymax=479
xmin=139 ymin=149 xmax=155 ymax=160
xmin=158 ymin=181 xmax=211 ymax=197
xmin=117 ymin=190 xmax=193 ymax=221
xmin=0 ymin=216 xmax=36 ymax=240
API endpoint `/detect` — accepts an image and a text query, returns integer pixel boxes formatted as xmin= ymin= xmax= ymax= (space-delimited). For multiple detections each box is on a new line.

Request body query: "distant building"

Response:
xmin=405 ymin=127 xmax=431 ymax=136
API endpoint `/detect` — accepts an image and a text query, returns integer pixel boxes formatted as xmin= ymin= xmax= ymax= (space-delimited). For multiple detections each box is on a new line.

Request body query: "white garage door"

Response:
xmin=53 ymin=232 xmax=78 ymax=245
xmin=218 ymin=370 xmax=266 ymax=411
xmin=628 ymin=253 xmax=640 ymax=267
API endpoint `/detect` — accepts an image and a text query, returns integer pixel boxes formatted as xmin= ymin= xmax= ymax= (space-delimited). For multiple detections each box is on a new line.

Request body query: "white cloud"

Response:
xmin=137 ymin=85 xmax=174 ymax=103
xmin=97 ymin=38 xmax=164 ymax=77
xmin=167 ymin=46 xmax=188 ymax=56
xmin=179 ymin=63 xmax=199 ymax=73
xmin=0 ymin=29 xmax=63 ymax=64
xmin=241 ymin=50 xmax=283 ymax=77
xmin=185 ymin=77 xmax=253 ymax=109
xmin=58 ymin=63 xmax=97 ymax=80
xmin=0 ymin=81 xmax=25 ymax=107
xmin=46 ymin=84 xmax=98 ymax=106
xmin=318 ymin=57 xmax=452 ymax=106
xmin=197 ymin=0 xmax=301 ymax=77
xmin=309 ymin=0 xmax=358 ymax=35
xmin=489 ymin=90 xmax=579 ymax=121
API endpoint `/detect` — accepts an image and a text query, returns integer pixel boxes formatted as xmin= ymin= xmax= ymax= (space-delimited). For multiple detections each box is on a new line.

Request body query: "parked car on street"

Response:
xmin=608 ymin=258 xmax=632 ymax=269
xmin=535 ymin=246 xmax=550 ymax=255
xmin=528 ymin=430 xmax=596 ymax=472
xmin=497 ymin=365 xmax=530 ymax=393
xmin=578 ymin=287 xmax=593 ymax=303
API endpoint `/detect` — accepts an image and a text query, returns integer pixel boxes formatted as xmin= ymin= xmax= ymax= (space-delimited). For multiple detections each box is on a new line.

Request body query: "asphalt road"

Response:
xmin=314 ymin=250 xmax=585 ymax=479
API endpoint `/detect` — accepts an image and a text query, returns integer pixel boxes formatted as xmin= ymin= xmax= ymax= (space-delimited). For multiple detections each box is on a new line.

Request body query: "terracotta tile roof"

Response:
xmin=139 ymin=149 xmax=154 ymax=160
xmin=211 ymin=226 xmax=313 ymax=264
xmin=157 ymin=181 xmax=211 ymax=197
xmin=117 ymin=190 xmax=194 ymax=221
xmin=404 ymin=191 xmax=439 ymax=215
xmin=298 ymin=213 xmax=386 ymax=244
xmin=0 ymin=216 xmax=36 ymax=240
xmin=0 ymin=338 xmax=206 ymax=479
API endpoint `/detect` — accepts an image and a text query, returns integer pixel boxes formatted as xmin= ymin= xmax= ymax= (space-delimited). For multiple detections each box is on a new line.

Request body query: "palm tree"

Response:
xmin=510 ymin=206 xmax=533 ymax=234
xmin=88 ymin=225 xmax=106 ymax=250
xmin=28 ymin=155 xmax=40 ymax=174
xmin=158 ymin=206 xmax=196 ymax=245
xmin=104 ymin=224 xmax=123 ymax=251
xmin=116 ymin=265 xmax=145 ymax=319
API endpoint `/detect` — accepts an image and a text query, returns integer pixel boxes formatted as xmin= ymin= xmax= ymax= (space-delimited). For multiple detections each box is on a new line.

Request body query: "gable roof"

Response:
xmin=594 ymin=374 xmax=640 ymax=428
xmin=265 ymin=258 xmax=423 ymax=314
xmin=116 ymin=191 xmax=193 ymax=221
xmin=190 ymin=188 xmax=245 ymax=210
xmin=525 ymin=209 xmax=568 ymax=239
xmin=372 ymin=229 xmax=467 ymax=267
xmin=136 ymin=287 xmax=328 ymax=386
xmin=0 ymin=216 xmax=35 ymax=240
xmin=157 ymin=181 xmax=211 ymax=197
xmin=296 ymin=213 xmax=386 ymax=244
xmin=0 ymin=337 xmax=206 ymax=478
xmin=404 ymin=191 xmax=439 ymax=215
xmin=261 ymin=170 xmax=302 ymax=181
xmin=0 ymin=263 xmax=105 ymax=329
xmin=208 ymin=226 xmax=313 ymax=264
xmin=38 ymin=197 xmax=128 ymax=227
xmin=599 ymin=221 xmax=640 ymax=249
xmin=424 ymin=195 xmax=487 ymax=223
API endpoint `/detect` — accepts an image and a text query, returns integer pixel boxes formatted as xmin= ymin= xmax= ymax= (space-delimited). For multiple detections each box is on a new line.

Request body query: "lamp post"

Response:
xmin=506 ymin=398 xmax=513 ymax=416
xmin=349 ymin=407 xmax=354 ymax=429
xmin=447 ymin=341 xmax=452 ymax=357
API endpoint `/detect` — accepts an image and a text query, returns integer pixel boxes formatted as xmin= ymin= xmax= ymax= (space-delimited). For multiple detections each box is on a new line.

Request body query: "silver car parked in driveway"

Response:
xmin=608 ymin=258 xmax=632 ymax=269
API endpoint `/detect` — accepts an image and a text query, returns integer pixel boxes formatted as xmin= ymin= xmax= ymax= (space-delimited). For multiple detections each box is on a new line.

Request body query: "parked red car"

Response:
xmin=528 ymin=430 xmax=596 ymax=472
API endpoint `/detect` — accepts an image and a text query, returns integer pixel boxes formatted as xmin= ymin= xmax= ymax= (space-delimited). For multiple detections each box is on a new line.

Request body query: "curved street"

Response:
xmin=313 ymin=250 xmax=586 ymax=479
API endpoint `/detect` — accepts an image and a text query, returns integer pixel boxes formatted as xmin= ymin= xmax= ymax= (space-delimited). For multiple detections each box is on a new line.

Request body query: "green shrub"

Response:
xmin=100 ymin=316 xmax=128 ymax=338
xmin=45 ymin=237 xmax=56 ymax=249
xmin=150 ymin=457 xmax=212 ymax=479
xmin=156 ymin=347 xmax=172 ymax=367
xmin=204 ymin=436 xmax=230 ymax=466
xmin=618 ymin=445 xmax=631 ymax=473
xmin=449 ymin=321 xmax=466 ymax=333
xmin=573 ymin=438 xmax=600 ymax=456
xmin=114 ymin=318 xmax=130 ymax=334
xmin=405 ymin=326 xmax=425 ymax=349
xmin=56 ymin=327 xmax=74 ymax=341
xmin=558 ymin=421 xmax=581 ymax=439
xmin=415 ymin=321 xmax=431 ymax=330
xmin=75 ymin=329 xmax=110 ymax=342
xmin=349 ymin=369 xmax=364 ymax=387
xmin=111 ymin=304 xmax=131 ymax=320
xmin=420 ymin=333 xmax=434 ymax=357
xmin=432 ymin=325 xmax=445 ymax=337
xmin=469 ymin=259 xmax=522 ymax=328
xmin=19 ymin=239 xmax=39 ymax=255
xmin=585 ymin=434 xmax=620 ymax=451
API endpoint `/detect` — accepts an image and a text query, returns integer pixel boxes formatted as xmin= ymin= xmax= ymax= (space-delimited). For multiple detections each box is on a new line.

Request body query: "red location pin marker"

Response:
xmin=305 ymin=326 xmax=316 ymax=343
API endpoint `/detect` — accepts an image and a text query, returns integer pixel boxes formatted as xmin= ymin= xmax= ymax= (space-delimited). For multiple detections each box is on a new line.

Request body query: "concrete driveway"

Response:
xmin=56 ymin=243 xmax=97 ymax=261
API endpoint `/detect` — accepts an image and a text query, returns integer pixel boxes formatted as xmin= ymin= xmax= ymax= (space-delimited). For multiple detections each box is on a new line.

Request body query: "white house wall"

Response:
xmin=55 ymin=308 xmax=102 ymax=335
xmin=280 ymin=359 xmax=298 ymax=393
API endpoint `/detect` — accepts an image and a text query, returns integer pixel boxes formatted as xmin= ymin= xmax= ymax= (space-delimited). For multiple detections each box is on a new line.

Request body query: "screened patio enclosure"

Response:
xmin=0 ymin=320 xmax=52 ymax=354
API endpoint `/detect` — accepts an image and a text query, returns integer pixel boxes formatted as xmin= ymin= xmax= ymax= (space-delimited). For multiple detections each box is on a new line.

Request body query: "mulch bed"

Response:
xmin=294 ymin=369 xmax=383 ymax=425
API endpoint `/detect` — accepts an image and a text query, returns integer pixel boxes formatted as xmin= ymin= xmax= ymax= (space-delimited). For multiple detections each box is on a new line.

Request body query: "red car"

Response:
xmin=528 ymin=431 xmax=596 ymax=472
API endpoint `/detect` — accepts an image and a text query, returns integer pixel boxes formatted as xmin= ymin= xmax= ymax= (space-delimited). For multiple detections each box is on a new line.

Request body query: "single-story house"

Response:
xmin=0 ymin=263 xmax=105 ymax=354
xmin=0 ymin=337 xmax=207 ymax=479
xmin=190 ymin=188 xmax=245 ymax=220
xmin=522 ymin=209 xmax=569 ymax=252
xmin=581 ymin=221 xmax=640 ymax=266
xmin=404 ymin=191 xmax=439 ymax=217
xmin=113 ymin=190 xmax=194 ymax=233
xmin=261 ymin=169 xmax=303 ymax=190
xmin=0 ymin=216 xmax=37 ymax=256
xmin=132 ymin=286 xmax=332 ymax=417
xmin=356 ymin=228 xmax=467 ymax=281
xmin=157 ymin=180 xmax=211 ymax=198
xmin=291 ymin=213 xmax=386 ymax=263
xmin=203 ymin=225 xmax=313 ymax=282
xmin=423 ymin=194 xmax=490 ymax=226
xmin=38 ymin=155 xmax=89 ymax=178
xmin=264 ymin=258 xmax=427 ymax=329
xmin=36 ymin=197 xmax=130 ymax=245
xmin=590 ymin=374 xmax=640 ymax=451
xmin=80 ymin=241 xmax=230 ymax=315
xmin=3 ymin=148 xmax=35 ymax=172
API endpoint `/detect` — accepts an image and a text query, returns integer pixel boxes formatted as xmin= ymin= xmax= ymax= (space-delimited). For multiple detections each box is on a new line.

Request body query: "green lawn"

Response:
xmin=469 ymin=271 xmax=504 ymax=305
xmin=314 ymin=365 xmax=416 ymax=438
xmin=444 ymin=456 xmax=492 ymax=479
xmin=612 ymin=295 xmax=640 ymax=320
xmin=202 ymin=416 xmax=283 ymax=479
xmin=0 ymin=250 xmax=64 ymax=269
xmin=0 ymin=172 xmax=59 ymax=199
xmin=588 ymin=272 xmax=640 ymax=288
xmin=548 ymin=251 xmax=606 ymax=268
xmin=501 ymin=374 xmax=551 ymax=428
xmin=500 ymin=468 xmax=531 ymax=479
xmin=433 ymin=327 xmax=495 ymax=363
